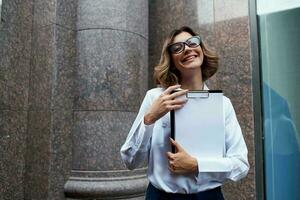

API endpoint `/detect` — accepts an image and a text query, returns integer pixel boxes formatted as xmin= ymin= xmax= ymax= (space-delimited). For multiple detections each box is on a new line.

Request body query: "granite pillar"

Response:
xmin=64 ymin=0 xmax=149 ymax=199
xmin=25 ymin=0 xmax=77 ymax=199
xmin=149 ymin=0 xmax=256 ymax=199
xmin=0 ymin=0 xmax=77 ymax=199
xmin=0 ymin=1 xmax=33 ymax=199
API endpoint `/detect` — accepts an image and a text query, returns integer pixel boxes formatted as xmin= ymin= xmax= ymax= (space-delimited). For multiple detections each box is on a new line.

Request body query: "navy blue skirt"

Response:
xmin=145 ymin=183 xmax=225 ymax=200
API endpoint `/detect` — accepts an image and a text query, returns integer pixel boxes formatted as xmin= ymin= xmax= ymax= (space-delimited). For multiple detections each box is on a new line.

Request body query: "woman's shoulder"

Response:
xmin=143 ymin=87 xmax=165 ymax=102
xmin=222 ymin=95 xmax=231 ymax=104
xmin=146 ymin=87 xmax=165 ymax=96
xmin=222 ymin=95 xmax=235 ymax=117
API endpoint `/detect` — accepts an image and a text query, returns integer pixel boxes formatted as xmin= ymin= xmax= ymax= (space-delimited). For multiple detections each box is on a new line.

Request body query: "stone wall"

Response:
xmin=0 ymin=0 xmax=76 ymax=199
xmin=0 ymin=0 xmax=255 ymax=199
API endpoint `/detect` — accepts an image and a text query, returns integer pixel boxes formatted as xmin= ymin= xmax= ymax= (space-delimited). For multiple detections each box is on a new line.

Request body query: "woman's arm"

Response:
xmin=120 ymin=91 xmax=155 ymax=170
xmin=120 ymin=86 xmax=188 ymax=170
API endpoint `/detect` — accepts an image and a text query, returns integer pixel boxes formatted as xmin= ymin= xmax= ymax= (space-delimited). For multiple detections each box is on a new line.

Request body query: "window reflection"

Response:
xmin=0 ymin=0 xmax=2 ymax=19
xmin=258 ymin=4 xmax=300 ymax=200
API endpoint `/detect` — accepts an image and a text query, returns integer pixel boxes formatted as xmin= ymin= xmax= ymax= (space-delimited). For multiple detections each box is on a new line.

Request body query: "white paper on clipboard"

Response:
xmin=170 ymin=90 xmax=225 ymax=159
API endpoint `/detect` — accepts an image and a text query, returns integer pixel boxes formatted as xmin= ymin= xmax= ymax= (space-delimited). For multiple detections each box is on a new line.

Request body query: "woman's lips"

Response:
xmin=182 ymin=55 xmax=197 ymax=63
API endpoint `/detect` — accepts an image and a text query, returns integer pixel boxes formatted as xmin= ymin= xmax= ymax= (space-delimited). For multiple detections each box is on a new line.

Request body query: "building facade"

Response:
xmin=1 ymin=0 xmax=299 ymax=200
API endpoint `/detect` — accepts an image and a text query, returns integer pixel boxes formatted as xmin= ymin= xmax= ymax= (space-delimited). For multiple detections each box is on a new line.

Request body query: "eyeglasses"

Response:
xmin=168 ymin=36 xmax=201 ymax=54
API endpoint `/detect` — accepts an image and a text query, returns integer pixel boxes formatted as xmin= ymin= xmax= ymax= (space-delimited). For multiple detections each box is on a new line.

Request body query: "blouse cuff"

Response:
xmin=196 ymin=157 xmax=233 ymax=172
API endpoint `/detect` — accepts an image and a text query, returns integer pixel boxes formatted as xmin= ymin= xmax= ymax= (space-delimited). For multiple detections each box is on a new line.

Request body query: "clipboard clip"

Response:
xmin=186 ymin=91 xmax=209 ymax=98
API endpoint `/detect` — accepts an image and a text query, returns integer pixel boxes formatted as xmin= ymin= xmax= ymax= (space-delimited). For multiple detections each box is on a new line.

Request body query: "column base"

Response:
xmin=64 ymin=175 xmax=148 ymax=199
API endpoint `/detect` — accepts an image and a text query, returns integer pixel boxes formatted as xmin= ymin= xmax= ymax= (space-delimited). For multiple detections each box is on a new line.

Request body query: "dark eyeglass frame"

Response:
xmin=167 ymin=36 xmax=201 ymax=54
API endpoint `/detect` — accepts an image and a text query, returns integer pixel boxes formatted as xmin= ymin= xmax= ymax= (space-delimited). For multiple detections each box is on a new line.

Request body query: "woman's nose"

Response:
xmin=183 ymin=44 xmax=193 ymax=53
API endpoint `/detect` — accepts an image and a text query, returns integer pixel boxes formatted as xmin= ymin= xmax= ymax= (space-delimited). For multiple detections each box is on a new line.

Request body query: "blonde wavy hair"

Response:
xmin=154 ymin=26 xmax=219 ymax=88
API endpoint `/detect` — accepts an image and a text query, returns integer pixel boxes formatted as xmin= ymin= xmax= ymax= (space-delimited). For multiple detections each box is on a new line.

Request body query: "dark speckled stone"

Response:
xmin=28 ymin=24 xmax=55 ymax=110
xmin=1 ymin=0 xmax=257 ymax=199
xmin=0 ymin=111 xmax=27 ymax=200
xmin=48 ymin=110 xmax=73 ymax=199
xmin=72 ymin=110 xmax=138 ymax=171
xmin=52 ymin=26 xmax=76 ymax=110
xmin=66 ymin=1 xmax=149 ymax=199
xmin=74 ymin=29 xmax=148 ymax=111
xmin=1 ymin=0 xmax=76 ymax=199
xmin=214 ymin=0 xmax=255 ymax=199
xmin=77 ymin=0 xmax=148 ymax=38
xmin=0 ymin=0 xmax=32 ymax=110
xmin=56 ymin=0 xmax=78 ymax=29
xmin=0 ymin=1 xmax=33 ymax=200
xmin=24 ymin=111 xmax=51 ymax=200
xmin=33 ymin=0 xmax=56 ymax=26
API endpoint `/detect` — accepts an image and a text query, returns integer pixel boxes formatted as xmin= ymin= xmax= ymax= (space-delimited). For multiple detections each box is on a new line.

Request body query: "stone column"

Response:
xmin=64 ymin=0 xmax=149 ymax=199
xmin=0 ymin=1 xmax=33 ymax=199
xmin=1 ymin=0 xmax=77 ymax=200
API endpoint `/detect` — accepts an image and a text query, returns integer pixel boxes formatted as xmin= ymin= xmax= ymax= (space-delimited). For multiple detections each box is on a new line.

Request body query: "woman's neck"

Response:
xmin=180 ymin=70 xmax=204 ymax=90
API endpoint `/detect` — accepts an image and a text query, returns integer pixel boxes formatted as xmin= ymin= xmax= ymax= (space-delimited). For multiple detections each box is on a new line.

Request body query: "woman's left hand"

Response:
xmin=166 ymin=138 xmax=198 ymax=174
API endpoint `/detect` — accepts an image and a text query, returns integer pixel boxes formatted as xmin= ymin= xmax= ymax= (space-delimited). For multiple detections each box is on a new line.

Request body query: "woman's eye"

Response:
xmin=188 ymin=42 xmax=197 ymax=47
xmin=172 ymin=44 xmax=182 ymax=52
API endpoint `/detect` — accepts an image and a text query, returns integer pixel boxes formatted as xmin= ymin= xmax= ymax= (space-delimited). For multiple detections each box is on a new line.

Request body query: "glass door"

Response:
xmin=257 ymin=1 xmax=300 ymax=199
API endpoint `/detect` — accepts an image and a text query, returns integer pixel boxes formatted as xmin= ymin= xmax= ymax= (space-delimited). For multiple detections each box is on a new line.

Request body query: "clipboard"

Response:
xmin=170 ymin=90 xmax=225 ymax=159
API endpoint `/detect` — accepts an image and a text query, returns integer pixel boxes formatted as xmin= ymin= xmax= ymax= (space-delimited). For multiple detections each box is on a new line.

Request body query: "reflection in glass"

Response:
xmin=258 ymin=5 xmax=300 ymax=200
xmin=0 ymin=0 xmax=2 ymax=22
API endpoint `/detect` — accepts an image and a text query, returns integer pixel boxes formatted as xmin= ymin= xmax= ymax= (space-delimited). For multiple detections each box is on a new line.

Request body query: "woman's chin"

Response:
xmin=180 ymin=61 xmax=202 ymax=70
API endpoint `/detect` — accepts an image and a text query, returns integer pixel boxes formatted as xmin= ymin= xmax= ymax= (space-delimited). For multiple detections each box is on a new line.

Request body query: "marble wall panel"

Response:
xmin=0 ymin=111 xmax=27 ymax=200
xmin=0 ymin=0 xmax=33 ymax=110
xmin=33 ymin=0 xmax=56 ymax=26
xmin=215 ymin=16 xmax=250 ymax=59
xmin=72 ymin=110 xmax=137 ymax=171
xmin=0 ymin=0 xmax=33 ymax=26
xmin=56 ymin=0 xmax=78 ymax=29
xmin=214 ymin=0 xmax=255 ymax=199
xmin=0 ymin=1 xmax=33 ymax=199
xmin=28 ymin=24 xmax=55 ymax=110
xmin=77 ymin=0 xmax=148 ymax=38
xmin=52 ymin=25 xmax=76 ymax=110
xmin=1 ymin=0 xmax=77 ymax=199
xmin=217 ymin=52 xmax=255 ymax=200
xmin=24 ymin=111 xmax=51 ymax=200
xmin=214 ymin=0 xmax=248 ymax=22
xmin=48 ymin=109 xmax=73 ymax=199
xmin=74 ymin=29 xmax=148 ymax=111
xmin=0 ymin=83 xmax=8 ymax=109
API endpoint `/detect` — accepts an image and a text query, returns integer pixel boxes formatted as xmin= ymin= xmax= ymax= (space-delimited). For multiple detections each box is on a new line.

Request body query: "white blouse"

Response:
xmin=120 ymin=85 xmax=249 ymax=194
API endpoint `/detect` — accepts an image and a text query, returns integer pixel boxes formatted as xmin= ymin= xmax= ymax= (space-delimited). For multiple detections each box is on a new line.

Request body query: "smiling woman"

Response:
xmin=120 ymin=26 xmax=249 ymax=200
xmin=154 ymin=26 xmax=218 ymax=89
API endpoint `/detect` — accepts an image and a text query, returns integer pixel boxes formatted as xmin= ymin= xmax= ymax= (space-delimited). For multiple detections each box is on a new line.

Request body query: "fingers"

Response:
xmin=168 ymin=89 xmax=188 ymax=100
xmin=162 ymin=84 xmax=181 ymax=95
xmin=167 ymin=156 xmax=176 ymax=172
xmin=169 ymin=98 xmax=188 ymax=105
xmin=170 ymin=138 xmax=183 ymax=152
xmin=162 ymin=89 xmax=188 ymax=101
xmin=163 ymin=97 xmax=187 ymax=111
xmin=166 ymin=104 xmax=184 ymax=111
xmin=166 ymin=152 xmax=174 ymax=160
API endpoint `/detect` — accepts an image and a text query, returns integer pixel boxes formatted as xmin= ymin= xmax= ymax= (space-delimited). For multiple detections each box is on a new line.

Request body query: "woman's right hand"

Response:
xmin=144 ymin=85 xmax=188 ymax=125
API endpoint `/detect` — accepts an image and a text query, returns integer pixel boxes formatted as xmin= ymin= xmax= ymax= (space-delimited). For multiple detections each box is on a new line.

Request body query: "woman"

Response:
xmin=120 ymin=26 xmax=249 ymax=200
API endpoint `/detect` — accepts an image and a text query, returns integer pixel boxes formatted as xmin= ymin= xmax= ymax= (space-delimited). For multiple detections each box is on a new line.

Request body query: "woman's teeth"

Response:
xmin=183 ymin=56 xmax=196 ymax=62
